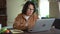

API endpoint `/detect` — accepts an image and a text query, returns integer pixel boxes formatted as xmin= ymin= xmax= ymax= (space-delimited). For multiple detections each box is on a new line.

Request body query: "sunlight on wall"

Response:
xmin=7 ymin=0 xmax=26 ymax=26
xmin=39 ymin=0 xmax=49 ymax=18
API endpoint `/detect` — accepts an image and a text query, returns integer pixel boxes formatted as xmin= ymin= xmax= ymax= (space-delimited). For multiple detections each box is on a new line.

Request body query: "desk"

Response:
xmin=2 ymin=26 xmax=60 ymax=34
xmin=12 ymin=28 xmax=60 ymax=34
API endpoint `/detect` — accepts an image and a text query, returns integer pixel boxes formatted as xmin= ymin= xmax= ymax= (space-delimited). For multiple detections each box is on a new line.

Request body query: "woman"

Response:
xmin=13 ymin=1 xmax=38 ymax=31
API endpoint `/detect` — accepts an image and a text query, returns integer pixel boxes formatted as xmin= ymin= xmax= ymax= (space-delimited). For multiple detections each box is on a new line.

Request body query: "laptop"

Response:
xmin=28 ymin=19 xmax=55 ymax=32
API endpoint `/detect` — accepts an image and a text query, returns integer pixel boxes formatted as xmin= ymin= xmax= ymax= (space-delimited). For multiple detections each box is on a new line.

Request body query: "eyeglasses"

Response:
xmin=27 ymin=8 xmax=34 ymax=11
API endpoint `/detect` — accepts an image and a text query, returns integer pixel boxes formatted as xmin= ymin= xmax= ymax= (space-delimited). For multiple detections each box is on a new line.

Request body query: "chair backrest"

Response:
xmin=53 ymin=19 xmax=60 ymax=29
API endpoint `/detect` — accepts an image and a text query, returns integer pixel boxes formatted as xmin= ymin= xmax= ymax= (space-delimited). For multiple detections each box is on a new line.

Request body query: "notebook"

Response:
xmin=10 ymin=29 xmax=24 ymax=33
xmin=28 ymin=19 xmax=55 ymax=32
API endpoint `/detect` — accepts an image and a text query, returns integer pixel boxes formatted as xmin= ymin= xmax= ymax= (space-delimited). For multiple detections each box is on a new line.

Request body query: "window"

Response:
xmin=39 ymin=0 xmax=49 ymax=19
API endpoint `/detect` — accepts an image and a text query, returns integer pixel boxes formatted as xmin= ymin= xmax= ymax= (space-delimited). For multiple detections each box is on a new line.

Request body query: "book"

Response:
xmin=10 ymin=29 xmax=24 ymax=33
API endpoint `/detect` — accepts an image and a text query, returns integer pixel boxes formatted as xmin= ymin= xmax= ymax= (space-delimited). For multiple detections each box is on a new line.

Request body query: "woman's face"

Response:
xmin=26 ymin=4 xmax=34 ymax=16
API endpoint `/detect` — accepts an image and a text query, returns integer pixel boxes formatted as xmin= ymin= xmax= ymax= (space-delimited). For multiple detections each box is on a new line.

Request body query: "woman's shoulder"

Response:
xmin=18 ymin=13 xmax=22 ymax=16
xmin=16 ymin=13 xmax=23 ymax=18
xmin=33 ymin=13 xmax=38 ymax=19
xmin=33 ymin=13 xmax=38 ymax=16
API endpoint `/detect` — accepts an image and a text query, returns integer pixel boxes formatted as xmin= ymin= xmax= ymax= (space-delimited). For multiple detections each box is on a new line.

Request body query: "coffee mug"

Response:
xmin=0 ymin=24 xmax=2 ymax=29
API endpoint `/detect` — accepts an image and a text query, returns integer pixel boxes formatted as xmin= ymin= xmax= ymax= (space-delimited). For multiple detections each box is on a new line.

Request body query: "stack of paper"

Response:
xmin=10 ymin=29 xmax=24 ymax=33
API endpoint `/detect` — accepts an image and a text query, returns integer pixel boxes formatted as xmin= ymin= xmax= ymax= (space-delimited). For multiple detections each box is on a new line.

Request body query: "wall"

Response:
xmin=49 ymin=1 xmax=59 ymax=18
xmin=7 ymin=0 xmax=27 ymax=26
xmin=58 ymin=2 xmax=60 ymax=18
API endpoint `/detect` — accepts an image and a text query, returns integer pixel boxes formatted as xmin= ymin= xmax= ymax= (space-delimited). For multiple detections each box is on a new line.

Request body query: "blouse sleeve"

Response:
xmin=13 ymin=14 xmax=21 ymax=29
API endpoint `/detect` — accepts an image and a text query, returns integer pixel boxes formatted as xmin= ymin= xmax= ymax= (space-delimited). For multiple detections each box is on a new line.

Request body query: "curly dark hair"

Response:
xmin=22 ymin=1 xmax=36 ymax=15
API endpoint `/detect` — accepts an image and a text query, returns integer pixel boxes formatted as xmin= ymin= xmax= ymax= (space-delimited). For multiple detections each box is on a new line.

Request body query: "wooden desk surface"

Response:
xmin=12 ymin=28 xmax=60 ymax=34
